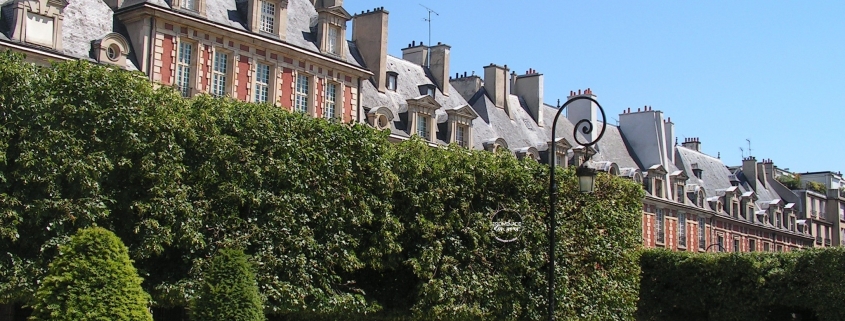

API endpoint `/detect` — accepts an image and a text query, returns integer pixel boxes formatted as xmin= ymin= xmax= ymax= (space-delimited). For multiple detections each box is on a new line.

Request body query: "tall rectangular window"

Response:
xmin=455 ymin=125 xmax=466 ymax=147
xmin=733 ymin=238 xmax=740 ymax=252
xmin=211 ymin=51 xmax=228 ymax=97
xmin=678 ymin=213 xmax=686 ymax=248
xmin=676 ymin=184 xmax=685 ymax=203
xmin=260 ymin=0 xmax=275 ymax=33
xmin=416 ymin=114 xmax=429 ymax=138
xmin=323 ymin=83 xmax=337 ymax=119
xmin=327 ymin=26 xmax=339 ymax=55
xmin=254 ymin=63 xmax=270 ymax=103
xmin=749 ymin=239 xmax=756 ymax=252
xmin=295 ymin=74 xmax=309 ymax=113
xmin=717 ymin=235 xmax=724 ymax=252
xmin=656 ymin=208 xmax=665 ymax=244
xmin=176 ymin=42 xmax=193 ymax=97
xmin=698 ymin=217 xmax=706 ymax=250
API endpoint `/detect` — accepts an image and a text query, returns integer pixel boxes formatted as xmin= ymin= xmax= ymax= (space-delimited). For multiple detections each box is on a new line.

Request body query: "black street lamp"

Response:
xmin=547 ymin=96 xmax=607 ymax=321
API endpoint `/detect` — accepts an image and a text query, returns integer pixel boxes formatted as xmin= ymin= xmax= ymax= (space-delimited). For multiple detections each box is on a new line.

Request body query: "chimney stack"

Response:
xmin=352 ymin=8 xmax=389 ymax=92
xmin=429 ymin=43 xmax=451 ymax=95
xmin=743 ymin=156 xmax=759 ymax=191
xmin=566 ymin=88 xmax=600 ymax=142
xmin=682 ymin=137 xmax=702 ymax=152
xmin=483 ymin=64 xmax=510 ymax=111
xmin=513 ymin=69 xmax=544 ymax=126
xmin=401 ymin=41 xmax=429 ymax=67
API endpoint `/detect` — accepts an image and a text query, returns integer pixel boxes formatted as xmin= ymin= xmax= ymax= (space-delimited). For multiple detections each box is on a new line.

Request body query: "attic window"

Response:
xmin=107 ymin=44 xmax=120 ymax=61
xmin=386 ymin=72 xmax=397 ymax=91
xmin=419 ymin=84 xmax=436 ymax=98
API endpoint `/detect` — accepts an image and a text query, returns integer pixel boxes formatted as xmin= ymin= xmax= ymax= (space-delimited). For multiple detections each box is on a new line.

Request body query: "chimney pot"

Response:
xmin=627 ymin=107 xmax=631 ymax=113
xmin=638 ymin=108 xmax=641 ymax=112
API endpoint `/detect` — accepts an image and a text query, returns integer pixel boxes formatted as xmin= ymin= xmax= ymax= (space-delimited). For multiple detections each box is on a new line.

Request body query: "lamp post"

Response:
xmin=547 ymin=95 xmax=607 ymax=321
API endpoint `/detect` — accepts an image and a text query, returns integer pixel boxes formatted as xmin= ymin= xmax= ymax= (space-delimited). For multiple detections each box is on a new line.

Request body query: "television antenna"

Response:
xmin=420 ymin=4 xmax=439 ymax=67
xmin=746 ymin=139 xmax=752 ymax=157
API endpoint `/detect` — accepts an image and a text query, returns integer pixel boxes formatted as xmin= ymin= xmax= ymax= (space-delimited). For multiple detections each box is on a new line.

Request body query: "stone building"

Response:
xmin=0 ymin=0 xmax=833 ymax=256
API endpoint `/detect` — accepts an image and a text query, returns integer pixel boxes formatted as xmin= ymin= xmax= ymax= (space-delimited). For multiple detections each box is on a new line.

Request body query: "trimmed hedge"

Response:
xmin=638 ymin=249 xmax=845 ymax=321
xmin=0 ymin=51 xmax=644 ymax=320
xmin=191 ymin=249 xmax=264 ymax=321
xmin=28 ymin=227 xmax=153 ymax=321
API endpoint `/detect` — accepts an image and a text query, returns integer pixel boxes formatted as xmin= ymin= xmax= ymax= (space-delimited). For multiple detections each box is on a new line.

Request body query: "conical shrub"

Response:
xmin=191 ymin=248 xmax=264 ymax=321
xmin=29 ymin=227 xmax=153 ymax=321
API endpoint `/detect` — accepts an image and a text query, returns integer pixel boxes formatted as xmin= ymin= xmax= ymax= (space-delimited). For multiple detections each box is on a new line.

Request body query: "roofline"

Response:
xmin=0 ymin=39 xmax=77 ymax=61
xmin=115 ymin=3 xmax=373 ymax=77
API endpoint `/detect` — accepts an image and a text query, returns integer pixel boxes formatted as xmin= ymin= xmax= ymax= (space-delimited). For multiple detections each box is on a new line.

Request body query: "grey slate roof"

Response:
xmin=119 ymin=0 xmax=361 ymax=67
xmin=675 ymin=146 xmax=733 ymax=202
xmin=359 ymin=55 xmax=491 ymax=144
xmin=469 ymin=91 xmax=547 ymax=151
xmin=1 ymin=0 xmax=140 ymax=70
xmin=588 ymin=124 xmax=639 ymax=170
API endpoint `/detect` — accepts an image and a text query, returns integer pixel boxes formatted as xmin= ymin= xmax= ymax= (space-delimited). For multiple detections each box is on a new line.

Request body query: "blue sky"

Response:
xmin=345 ymin=1 xmax=845 ymax=173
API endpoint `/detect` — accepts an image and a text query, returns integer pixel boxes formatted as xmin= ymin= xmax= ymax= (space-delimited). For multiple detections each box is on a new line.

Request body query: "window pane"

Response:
xmin=656 ymin=209 xmax=665 ymax=244
xmin=324 ymin=83 xmax=336 ymax=119
xmin=176 ymin=42 xmax=193 ymax=97
xmin=295 ymin=74 xmax=309 ymax=113
xmin=260 ymin=1 xmax=275 ymax=33
xmin=211 ymin=52 xmax=228 ymax=97
xmin=254 ymin=63 xmax=270 ymax=103
xmin=416 ymin=114 xmax=428 ymax=138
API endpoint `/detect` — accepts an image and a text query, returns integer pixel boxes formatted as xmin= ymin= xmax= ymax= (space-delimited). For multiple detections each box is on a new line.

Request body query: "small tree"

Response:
xmin=29 ymin=227 xmax=153 ymax=321
xmin=191 ymin=249 xmax=264 ymax=321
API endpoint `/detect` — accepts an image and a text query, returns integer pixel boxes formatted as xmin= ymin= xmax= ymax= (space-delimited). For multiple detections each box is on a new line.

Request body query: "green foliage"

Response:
xmin=191 ymin=249 xmax=264 ymax=321
xmin=806 ymin=181 xmax=827 ymax=195
xmin=638 ymin=248 xmax=845 ymax=321
xmin=28 ymin=227 xmax=153 ymax=321
xmin=0 ymin=51 xmax=644 ymax=320
xmin=776 ymin=174 xmax=800 ymax=190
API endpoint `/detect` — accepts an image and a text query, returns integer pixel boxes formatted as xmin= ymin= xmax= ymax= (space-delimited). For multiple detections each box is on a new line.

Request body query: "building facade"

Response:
xmin=2 ymin=0 xmax=838 ymax=253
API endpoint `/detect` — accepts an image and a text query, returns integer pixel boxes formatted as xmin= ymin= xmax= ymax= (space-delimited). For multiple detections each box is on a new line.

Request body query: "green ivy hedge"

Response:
xmin=638 ymin=249 xmax=845 ymax=321
xmin=0 ymin=51 xmax=644 ymax=320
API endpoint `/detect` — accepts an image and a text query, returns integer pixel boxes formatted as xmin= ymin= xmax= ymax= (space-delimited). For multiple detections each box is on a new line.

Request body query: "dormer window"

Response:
xmin=327 ymin=25 xmax=340 ymax=55
xmin=654 ymin=178 xmax=664 ymax=198
xmin=92 ymin=33 xmax=131 ymax=67
xmin=416 ymin=113 xmax=430 ymax=138
xmin=698 ymin=192 xmax=705 ymax=207
xmin=260 ymin=0 xmax=276 ymax=33
xmin=455 ymin=125 xmax=467 ymax=147
xmin=9 ymin=0 xmax=69 ymax=51
xmin=386 ymin=72 xmax=398 ymax=91
xmin=183 ymin=0 xmax=197 ymax=10
xmin=419 ymin=84 xmax=436 ymax=98
xmin=367 ymin=106 xmax=394 ymax=130
xmin=244 ymin=0 xmax=287 ymax=38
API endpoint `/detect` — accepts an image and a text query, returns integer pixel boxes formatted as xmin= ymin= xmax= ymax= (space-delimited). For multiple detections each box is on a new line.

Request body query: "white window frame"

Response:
xmin=656 ymin=208 xmax=665 ymax=244
xmin=295 ymin=74 xmax=310 ymax=113
xmin=386 ymin=73 xmax=397 ymax=91
xmin=324 ymin=82 xmax=338 ymax=119
xmin=211 ymin=51 xmax=229 ymax=97
xmin=259 ymin=0 xmax=275 ymax=34
xmin=416 ymin=113 xmax=430 ymax=139
xmin=455 ymin=124 xmax=467 ymax=147
xmin=182 ymin=0 xmax=197 ymax=10
xmin=678 ymin=212 xmax=686 ymax=248
xmin=176 ymin=41 xmax=194 ymax=97
xmin=327 ymin=25 xmax=340 ymax=55
xmin=254 ymin=62 xmax=271 ymax=103
xmin=698 ymin=216 xmax=706 ymax=250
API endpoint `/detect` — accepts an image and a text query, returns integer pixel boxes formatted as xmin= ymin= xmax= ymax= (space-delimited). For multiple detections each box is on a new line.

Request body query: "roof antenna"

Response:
xmin=420 ymin=4 xmax=439 ymax=68
xmin=739 ymin=147 xmax=745 ymax=159
xmin=746 ymin=139 xmax=752 ymax=157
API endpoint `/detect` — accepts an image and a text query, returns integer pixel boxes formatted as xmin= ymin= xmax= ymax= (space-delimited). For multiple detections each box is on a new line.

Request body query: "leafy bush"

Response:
xmin=28 ymin=227 xmax=153 ymax=321
xmin=0 ymin=52 xmax=644 ymax=320
xmin=638 ymin=249 xmax=845 ymax=321
xmin=776 ymin=174 xmax=800 ymax=190
xmin=806 ymin=181 xmax=827 ymax=195
xmin=191 ymin=249 xmax=264 ymax=321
